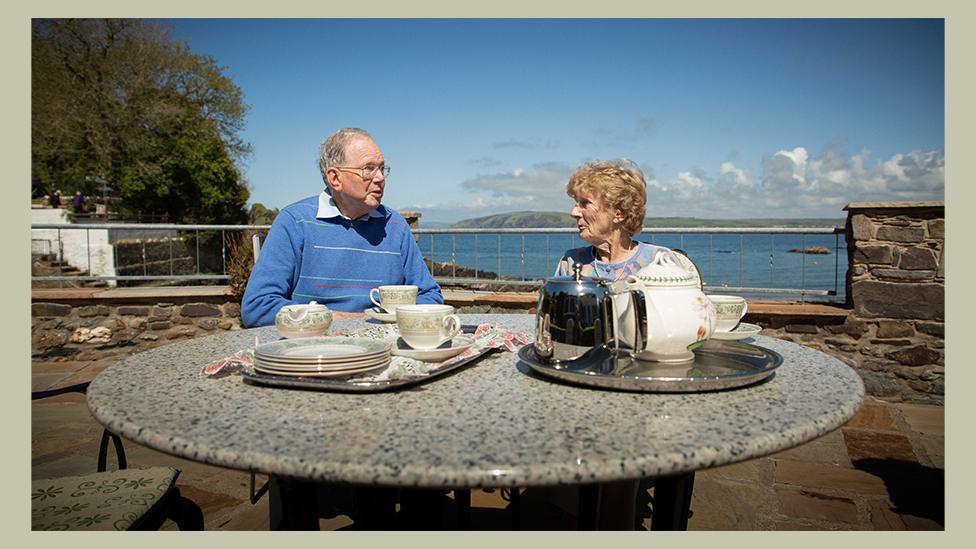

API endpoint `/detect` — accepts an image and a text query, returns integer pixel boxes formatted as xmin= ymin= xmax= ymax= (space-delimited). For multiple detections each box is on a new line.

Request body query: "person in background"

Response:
xmin=555 ymin=160 xmax=678 ymax=280
xmin=48 ymin=190 xmax=61 ymax=208
xmin=72 ymin=191 xmax=85 ymax=213
xmin=241 ymin=127 xmax=443 ymax=327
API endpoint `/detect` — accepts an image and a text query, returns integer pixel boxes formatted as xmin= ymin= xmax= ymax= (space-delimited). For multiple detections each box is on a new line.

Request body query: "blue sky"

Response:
xmin=166 ymin=18 xmax=945 ymax=224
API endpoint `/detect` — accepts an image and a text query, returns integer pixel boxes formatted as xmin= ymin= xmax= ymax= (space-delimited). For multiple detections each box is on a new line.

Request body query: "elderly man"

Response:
xmin=241 ymin=128 xmax=443 ymax=327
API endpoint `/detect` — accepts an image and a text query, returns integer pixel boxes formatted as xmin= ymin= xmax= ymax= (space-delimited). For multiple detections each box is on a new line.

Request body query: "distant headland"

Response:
xmin=446 ymin=211 xmax=845 ymax=229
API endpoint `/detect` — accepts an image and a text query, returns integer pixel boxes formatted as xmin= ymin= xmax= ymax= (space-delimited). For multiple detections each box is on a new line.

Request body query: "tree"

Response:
xmin=248 ymin=203 xmax=279 ymax=225
xmin=32 ymin=19 xmax=251 ymax=223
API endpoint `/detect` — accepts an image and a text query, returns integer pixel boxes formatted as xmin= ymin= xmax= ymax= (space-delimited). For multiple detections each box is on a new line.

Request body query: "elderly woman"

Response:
xmin=544 ymin=160 xmax=675 ymax=528
xmin=555 ymin=160 xmax=677 ymax=281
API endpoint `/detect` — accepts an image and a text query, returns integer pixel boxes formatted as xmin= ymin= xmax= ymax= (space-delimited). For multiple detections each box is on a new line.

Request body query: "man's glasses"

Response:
xmin=335 ymin=164 xmax=390 ymax=180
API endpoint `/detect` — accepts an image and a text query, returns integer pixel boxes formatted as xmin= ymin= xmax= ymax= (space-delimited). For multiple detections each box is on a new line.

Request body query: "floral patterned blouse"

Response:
xmin=554 ymin=241 xmax=678 ymax=281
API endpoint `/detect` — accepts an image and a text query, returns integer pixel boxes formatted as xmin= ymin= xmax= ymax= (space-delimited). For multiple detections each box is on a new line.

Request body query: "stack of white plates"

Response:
xmin=253 ymin=337 xmax=392 ymax=378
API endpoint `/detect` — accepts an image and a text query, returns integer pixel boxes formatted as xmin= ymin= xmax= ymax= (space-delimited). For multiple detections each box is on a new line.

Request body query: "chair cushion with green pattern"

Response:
xmin=31 ymin=467 xmax=180 ymax=531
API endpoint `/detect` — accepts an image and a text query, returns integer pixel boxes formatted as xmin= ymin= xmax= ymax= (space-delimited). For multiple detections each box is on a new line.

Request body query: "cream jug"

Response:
xmin=625 ymin=251 xmax=716 ymax=362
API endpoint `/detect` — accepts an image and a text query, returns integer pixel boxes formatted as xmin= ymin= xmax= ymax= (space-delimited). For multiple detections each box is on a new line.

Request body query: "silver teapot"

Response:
xmin=534 ymin=264 xmax=645 ymax=363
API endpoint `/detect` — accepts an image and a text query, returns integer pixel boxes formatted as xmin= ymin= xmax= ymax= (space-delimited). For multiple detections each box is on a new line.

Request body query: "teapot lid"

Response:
xmin=543 ymin=263 xmax=609 ymax=286
xmin=633 ymin=251 xmax=699 ymax=288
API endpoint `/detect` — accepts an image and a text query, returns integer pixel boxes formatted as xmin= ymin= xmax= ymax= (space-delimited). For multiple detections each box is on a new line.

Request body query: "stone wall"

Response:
xmin=747 ymin=202 xmax=944 ymax=404
xmin=747 ymin=314 xmax=942 ymax=405
xmin=839 ymin=202 xmax=944 ymax=403
xmin=31 ymin=299 xmax=243 ymax=362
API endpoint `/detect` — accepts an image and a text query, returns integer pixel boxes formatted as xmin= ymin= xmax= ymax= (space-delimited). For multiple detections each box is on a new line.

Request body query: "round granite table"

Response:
xmin=87 ymin=314 xmax=864 ymax=530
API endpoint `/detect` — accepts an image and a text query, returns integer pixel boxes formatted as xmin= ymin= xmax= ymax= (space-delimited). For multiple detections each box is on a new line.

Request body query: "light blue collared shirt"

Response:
xmin=316 ymin=191 xmax=385 ymax=221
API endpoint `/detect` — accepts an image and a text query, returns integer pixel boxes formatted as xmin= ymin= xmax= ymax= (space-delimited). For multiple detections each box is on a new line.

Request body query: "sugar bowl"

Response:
xmin=275 ymin=301 xmax=333 ymax=338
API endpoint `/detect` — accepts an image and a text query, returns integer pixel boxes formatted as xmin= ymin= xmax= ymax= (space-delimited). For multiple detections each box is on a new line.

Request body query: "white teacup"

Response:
xmin=395 ymin=304 xmax=462 ymax=350
xmin=369 ymin=285 xmax=418 ymax=313
xmin=708 ymin=295 xmax=748 ymax=332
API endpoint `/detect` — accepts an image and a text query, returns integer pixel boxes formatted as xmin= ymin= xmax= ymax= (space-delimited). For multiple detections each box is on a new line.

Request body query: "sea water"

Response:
xmin=418 ymin=232 xmax=847 ymax=302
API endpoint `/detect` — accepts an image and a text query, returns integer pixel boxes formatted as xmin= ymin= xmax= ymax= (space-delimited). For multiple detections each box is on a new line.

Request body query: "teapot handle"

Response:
xmin=653 ymin=249 xmax=681 ymax=267
xmin=624 ymin=275 xmax=658 ymax=353
xmin=609 ymin=279 xmax=644 ymax=355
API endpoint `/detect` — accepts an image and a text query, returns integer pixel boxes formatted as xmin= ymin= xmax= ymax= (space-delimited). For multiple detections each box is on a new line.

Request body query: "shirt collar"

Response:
xmin=316 ymin=191 xmax=385 ymax=221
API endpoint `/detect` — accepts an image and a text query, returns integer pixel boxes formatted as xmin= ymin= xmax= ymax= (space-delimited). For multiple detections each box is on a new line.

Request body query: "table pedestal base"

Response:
xmin=650 ymin=473 xmax=696 ymax=531
xmin=268 ymin=473 xmax=695 ymax=531
xmin=268 ymin=476 xmax=319 ymax=530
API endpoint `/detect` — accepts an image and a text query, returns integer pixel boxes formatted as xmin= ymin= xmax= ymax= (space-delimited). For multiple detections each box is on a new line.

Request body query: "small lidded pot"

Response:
xmin=275 ymin=301 xmax=333 ymax=338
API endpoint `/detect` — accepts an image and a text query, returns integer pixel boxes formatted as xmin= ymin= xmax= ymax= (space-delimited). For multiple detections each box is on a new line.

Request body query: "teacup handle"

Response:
xmin=369 ymin=288 xmax=383 ymax=308
xmin=733 ymin=301 xmax=749 ymax=330
xmin=436 ymin=314 xmax=462 ymax=346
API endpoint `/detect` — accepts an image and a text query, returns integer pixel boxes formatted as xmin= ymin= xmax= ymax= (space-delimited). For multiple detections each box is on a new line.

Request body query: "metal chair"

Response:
xmin=31 ymin=382 xmax=204 ymax=531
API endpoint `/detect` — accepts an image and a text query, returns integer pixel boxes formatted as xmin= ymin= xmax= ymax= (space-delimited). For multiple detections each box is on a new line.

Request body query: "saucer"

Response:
xmin=364 ymin=307 xmax=397 ymax=323
xmin=710 ymin=322 xmax=762 ymax=341
xmin=391 ymin=335 xmax=476 ymax=362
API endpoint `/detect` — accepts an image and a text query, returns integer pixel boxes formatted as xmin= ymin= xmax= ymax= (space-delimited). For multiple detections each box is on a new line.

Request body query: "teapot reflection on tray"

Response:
xmin=534 ymin=251 xmax=716 ymax=365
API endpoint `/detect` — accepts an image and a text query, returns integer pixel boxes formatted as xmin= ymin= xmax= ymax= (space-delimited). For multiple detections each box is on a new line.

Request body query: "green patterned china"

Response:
xmin=274 ymin=301 xmax=333 ymax=338
xmin=395 ymin=304 xmax=462 ymax=350
xmin=364 ymin=307 xmax=397 ymax=323
xmin=369 ymin=285 xmax=418 ymax=314
xmin=255 ymin=337 xmax=391 ymax=361
xmin=253 ymin=336 xmax=393 ymax=378
xmin=392 ymin=335 xmax=475 ymax=362
xmin=708 ymin=295 xmax=749 ymax=332
xmin=710 ymin=322 xmax=762 ymax=341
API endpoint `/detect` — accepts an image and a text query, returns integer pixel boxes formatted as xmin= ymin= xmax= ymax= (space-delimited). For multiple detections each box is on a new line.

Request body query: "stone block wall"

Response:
xmin=822 ymin=201 xmax=944 ymax=403
xmin=748 ymin=314 xmax=943 ymax=404
xmin=31 ymin=300 xmax=243 ymax=362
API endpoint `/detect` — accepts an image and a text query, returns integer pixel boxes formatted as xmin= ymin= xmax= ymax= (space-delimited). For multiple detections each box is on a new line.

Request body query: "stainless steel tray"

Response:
xmin=517 ymin=339 xmax=782 ymax=393
xmin=241 ymin=346 xmax=494 ymax=393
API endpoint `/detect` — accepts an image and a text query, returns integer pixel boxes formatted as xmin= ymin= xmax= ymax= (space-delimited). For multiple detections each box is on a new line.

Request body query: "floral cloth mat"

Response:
xmin=203 ymin=324 xmax=531 ymax=381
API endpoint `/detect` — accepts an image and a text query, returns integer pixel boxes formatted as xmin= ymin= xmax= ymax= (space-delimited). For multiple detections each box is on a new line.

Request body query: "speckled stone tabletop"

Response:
xmin=87 ymin=314 xmax=864 ymax=489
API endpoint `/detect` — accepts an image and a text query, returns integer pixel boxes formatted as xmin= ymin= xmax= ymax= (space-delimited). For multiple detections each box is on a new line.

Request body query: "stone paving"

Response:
xmin=31 ymin=358 xmax=944 ymax=531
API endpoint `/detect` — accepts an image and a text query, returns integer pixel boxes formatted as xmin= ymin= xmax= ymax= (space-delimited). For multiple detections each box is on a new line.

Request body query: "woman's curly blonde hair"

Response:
xmin=566 ymin=160 xmax=647 ymax=238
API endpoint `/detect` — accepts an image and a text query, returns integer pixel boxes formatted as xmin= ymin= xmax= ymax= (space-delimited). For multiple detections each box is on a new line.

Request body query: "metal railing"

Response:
xmin=30 ymin=223 xmax=271 ymax=286
xmin=31 ymin=223 xmax=846 ymax=301
xmin=414 ymin=227 xmax=847 ymax=302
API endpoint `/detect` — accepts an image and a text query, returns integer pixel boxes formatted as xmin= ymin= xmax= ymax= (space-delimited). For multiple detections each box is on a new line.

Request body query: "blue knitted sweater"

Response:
xmin=241 ymin=195 xmax=443 ymax=327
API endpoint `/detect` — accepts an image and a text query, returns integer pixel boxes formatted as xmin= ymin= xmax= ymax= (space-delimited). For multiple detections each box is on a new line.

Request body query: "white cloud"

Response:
xmin=395 ymin=145 xmax=944 ymax=223
xmin=718 ymin=162 xmax=753 ymax=188
xmin=646 ymin=145 xmax=943 ymax=218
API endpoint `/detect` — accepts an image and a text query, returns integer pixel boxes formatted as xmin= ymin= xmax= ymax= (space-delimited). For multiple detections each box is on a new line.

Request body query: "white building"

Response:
xmin=31 ymin=208 xmax=117 ymax=286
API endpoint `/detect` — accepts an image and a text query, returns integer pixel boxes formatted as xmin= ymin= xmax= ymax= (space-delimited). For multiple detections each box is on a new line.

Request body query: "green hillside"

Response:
xmin=451 ymin=211 xmax=576 ymax=228
xmin=450 ymin=211 xmax=844 ymax=228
